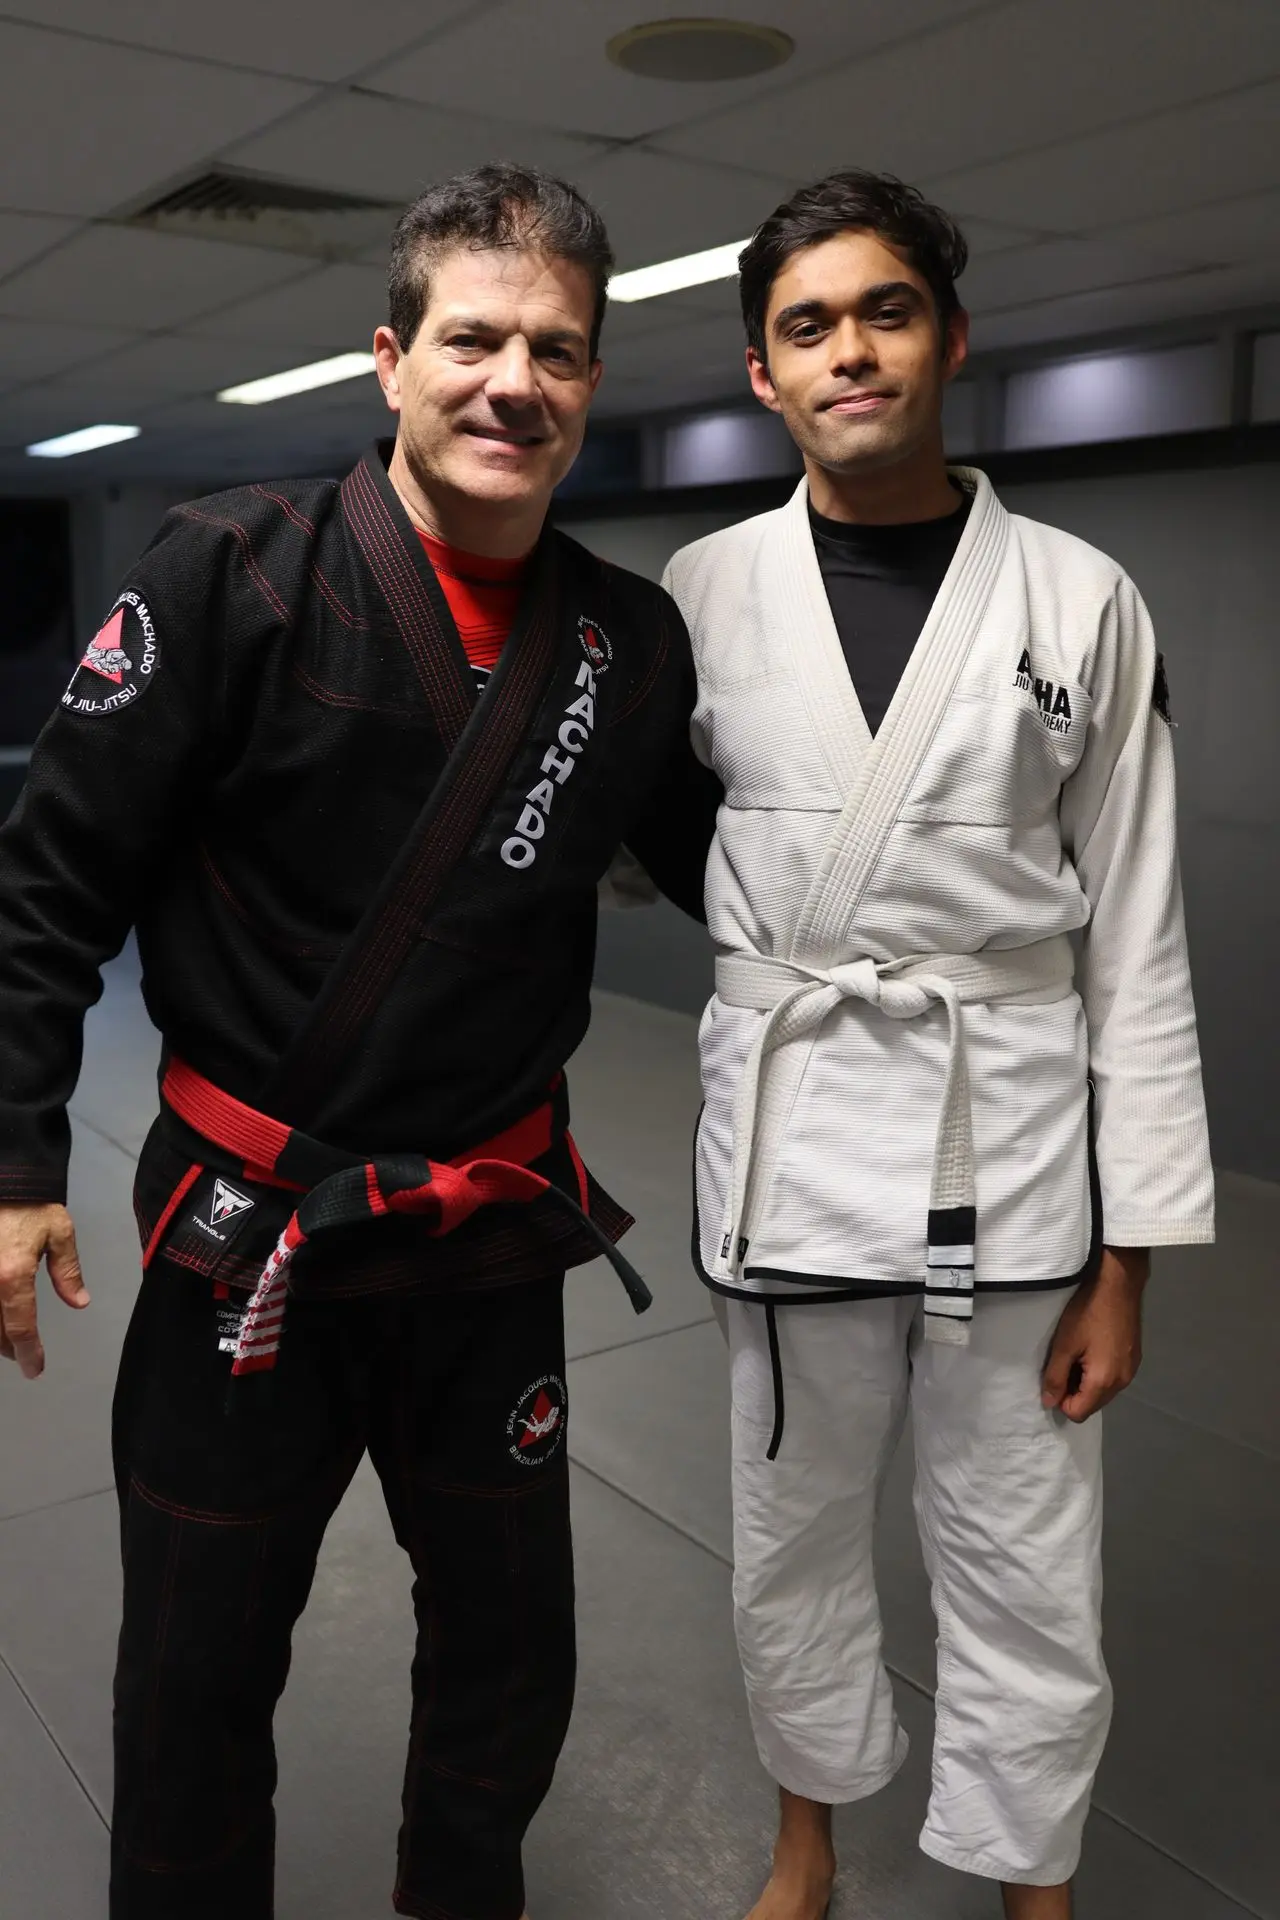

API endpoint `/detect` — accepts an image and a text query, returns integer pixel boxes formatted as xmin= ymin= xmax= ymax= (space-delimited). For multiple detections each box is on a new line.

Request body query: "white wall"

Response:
xmin=572 ymin=459 xmax=1280 ymax=1183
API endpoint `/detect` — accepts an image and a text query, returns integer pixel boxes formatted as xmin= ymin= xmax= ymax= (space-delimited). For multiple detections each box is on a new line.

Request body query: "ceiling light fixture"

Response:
xmin=27 ymin=423 xmax=140 ymax=458
xmin=610 ymin=238 xmax=748 ymax=302
xmin=217 ymin=351 xmax=377 ymax=405
xmin=607 ymin=18 xmax=794 ymax=82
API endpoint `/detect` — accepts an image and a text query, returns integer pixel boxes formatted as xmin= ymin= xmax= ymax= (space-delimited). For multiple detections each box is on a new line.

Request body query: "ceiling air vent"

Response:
xmin=124 ymin=170 xmax=399 ymax=262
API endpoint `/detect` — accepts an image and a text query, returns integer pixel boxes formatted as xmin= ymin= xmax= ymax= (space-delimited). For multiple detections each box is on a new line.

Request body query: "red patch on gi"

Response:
xmin=507 ymin=1374 xmax=567 ymax=1467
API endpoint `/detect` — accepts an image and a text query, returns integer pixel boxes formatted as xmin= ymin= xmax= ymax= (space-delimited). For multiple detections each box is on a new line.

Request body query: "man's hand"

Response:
xmin=0 ymin=1203 xmax=90 ymax=1380
xmin=1041 ymin=1246 xmax=1149 ymax=1424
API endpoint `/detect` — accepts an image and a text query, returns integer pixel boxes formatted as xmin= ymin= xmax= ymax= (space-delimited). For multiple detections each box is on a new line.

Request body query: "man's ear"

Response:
xmin=374 ymin=325 xmax=404 ymax=413
xmin=941 ymin=308 xmax=970 ymax=384
xmin=746 ymin=347 xmax=782 ymax=415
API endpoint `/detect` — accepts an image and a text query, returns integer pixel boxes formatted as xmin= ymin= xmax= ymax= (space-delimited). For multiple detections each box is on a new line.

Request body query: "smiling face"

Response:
xmin=375 ymin=244 xmax=602 ymax=548
xmin=747 ymin=229 xmax=968 ymax=485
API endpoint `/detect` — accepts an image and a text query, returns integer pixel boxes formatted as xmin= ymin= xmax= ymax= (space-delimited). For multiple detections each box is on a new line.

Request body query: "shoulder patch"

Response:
xmin=62 ymin=592 xmax=160 ymax=716
xmin=1152 ymin=652 xmax=1173 ymax=725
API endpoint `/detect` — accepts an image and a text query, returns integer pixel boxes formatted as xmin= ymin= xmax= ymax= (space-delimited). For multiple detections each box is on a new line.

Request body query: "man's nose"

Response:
xmin=486 ymin=337 xmax=540 ymax=407
xmin=829 ymin=317 xmax=876 ymax=377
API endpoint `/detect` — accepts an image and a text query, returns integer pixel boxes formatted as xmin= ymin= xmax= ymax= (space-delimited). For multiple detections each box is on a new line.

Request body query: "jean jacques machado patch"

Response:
xmin=62 ymin=591 xmax=160 ymax=716
xmin=507 ymin=1375 xmax=567 ymax=1466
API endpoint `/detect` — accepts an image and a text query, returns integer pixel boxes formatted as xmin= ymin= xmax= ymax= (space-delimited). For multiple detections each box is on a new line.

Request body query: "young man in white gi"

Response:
xmin=664 ymin=171 xmax=1214 ymax=1920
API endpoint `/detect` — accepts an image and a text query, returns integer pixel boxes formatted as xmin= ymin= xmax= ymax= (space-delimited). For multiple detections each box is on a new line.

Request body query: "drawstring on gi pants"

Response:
xmin=764 ymin=1303 xmax=786 ymax=1460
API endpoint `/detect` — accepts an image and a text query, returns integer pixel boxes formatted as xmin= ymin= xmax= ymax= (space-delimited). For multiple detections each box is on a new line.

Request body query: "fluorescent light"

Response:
xmin=26 ymin=423 xmax=140 ymax=458
xmin=609 ymin=238 xmax=748 ymax=303
xmin=217 ymin=351 xmax=377 ymax=405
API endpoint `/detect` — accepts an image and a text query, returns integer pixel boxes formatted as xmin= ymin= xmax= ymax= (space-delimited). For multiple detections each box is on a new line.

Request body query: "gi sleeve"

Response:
xmin=620 ymin=589 xmax=722 ymax=924
xmin=0 ymin=513 xmax=223 ymax=1204
xmin=1059 ymin=573 xmax=1214 ymax=1247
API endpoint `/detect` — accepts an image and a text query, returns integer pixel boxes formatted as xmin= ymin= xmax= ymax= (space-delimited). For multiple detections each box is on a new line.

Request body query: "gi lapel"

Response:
xmin=340 ymin=442 xmax=476 ymax=745
xmin=792 ymin=466 xmax=1007 ymax=965
xmin=770 ymin=478 xmax=871 ymax=794
xmin=261 ymin=447 xmax=564 ymax=1121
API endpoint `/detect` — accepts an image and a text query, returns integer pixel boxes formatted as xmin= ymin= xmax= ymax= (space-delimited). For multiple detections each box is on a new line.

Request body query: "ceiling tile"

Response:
xmin=368 ymin=0 xmax=979 ymax=142
xmin=0 ymin=315 xmax=139 ymax=387
xmin=599 ymin=309 xmax=749 ymax=391
xmin=0 ymin=20 xmax=314 ymax=218
xmin=0 ymin=228 xmax=312 ymax=332
xmin=186 ymin=263 xmax=390 ymax=351
xmin=52 ymin=333 xmax=309 ymax=407
xmin=970 ymin=260 xmax=1280 ymax=353
xmin=0 ymin=1 xmax=483 ymax=84
xmin=0 ymin=383 xmax=148 ymax=452
xmin=594 ymin=299 xmax=717 ymax=349
xmin=928 ymin=78 xmax=1280 ymax=235
xmin=960 ymin=236 xmax=1205 ymax=317
xmin=570 ymin=149 xmax=791 ymax=271
xmin=225 ymin=89 xmax=603 ymax=205
xmin=0 ymin=213 xmax=81 ymax=280
xmin=653 ymin=0 xmax=1280 ymax=186
xmin=1097 ymin=189 xmax=1280 ymax=270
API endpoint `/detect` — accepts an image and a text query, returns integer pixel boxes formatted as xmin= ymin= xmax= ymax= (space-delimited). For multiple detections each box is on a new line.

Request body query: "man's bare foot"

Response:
xmin=745 ymin=1788 xmax=836 ymax=1920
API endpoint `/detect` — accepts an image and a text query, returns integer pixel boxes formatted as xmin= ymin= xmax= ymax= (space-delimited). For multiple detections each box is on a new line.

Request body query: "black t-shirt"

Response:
xmin=810 ymin=488 xmax=972 ymax=736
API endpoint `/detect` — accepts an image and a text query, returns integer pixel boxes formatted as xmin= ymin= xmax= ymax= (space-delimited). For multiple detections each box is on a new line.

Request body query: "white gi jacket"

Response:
xmin=666 ymin=470 xmax=1214 ymax=1329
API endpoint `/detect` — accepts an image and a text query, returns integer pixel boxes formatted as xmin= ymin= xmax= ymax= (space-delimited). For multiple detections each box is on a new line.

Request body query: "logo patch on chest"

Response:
xmin=578 ymin=615 xmax=612 ymax=675
xmin=1013 ymin=649 xmax=1074 ymax=734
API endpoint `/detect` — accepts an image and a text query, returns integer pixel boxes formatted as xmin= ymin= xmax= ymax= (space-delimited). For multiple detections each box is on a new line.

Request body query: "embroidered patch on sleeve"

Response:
xmin=1152 ymin=652 xmax=1173 ymax=725
xmin=61 ymin=591 xmax=160 ymax=715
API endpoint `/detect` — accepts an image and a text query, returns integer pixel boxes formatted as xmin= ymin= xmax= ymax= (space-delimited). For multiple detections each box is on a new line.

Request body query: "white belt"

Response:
xmin=714 ymin=935 xmax=1076 ymax=1344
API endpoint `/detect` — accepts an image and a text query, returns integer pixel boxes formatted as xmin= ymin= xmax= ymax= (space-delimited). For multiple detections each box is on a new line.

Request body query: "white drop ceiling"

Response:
xmin=0 ymin=0 xmax=1277 ymax=489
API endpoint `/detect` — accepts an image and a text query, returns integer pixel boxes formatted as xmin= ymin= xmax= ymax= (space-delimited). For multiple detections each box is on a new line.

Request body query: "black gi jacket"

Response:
xmin=0 ymin=444 xmax=718 ymax=1295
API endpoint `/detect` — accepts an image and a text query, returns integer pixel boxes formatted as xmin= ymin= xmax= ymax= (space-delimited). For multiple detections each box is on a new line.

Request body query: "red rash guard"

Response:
xmin=418 ymin=529 xmax=529 ymax=690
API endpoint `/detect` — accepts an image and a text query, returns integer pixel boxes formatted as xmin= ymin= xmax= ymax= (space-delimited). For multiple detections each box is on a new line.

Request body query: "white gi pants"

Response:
xmin=727 ymin=1289 xmax=1112 ymax=1886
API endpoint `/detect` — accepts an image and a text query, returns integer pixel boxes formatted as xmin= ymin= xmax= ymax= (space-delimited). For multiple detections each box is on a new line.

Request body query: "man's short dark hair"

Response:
xmin=739 ymin=170 xmax=968 ymax=360
xmin=388 ymin=162 xmax=615 ymax=360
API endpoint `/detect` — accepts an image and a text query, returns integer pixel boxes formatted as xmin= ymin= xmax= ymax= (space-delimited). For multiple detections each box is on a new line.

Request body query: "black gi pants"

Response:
xmin=109 ymin=1258 xmax=574 ymax=1920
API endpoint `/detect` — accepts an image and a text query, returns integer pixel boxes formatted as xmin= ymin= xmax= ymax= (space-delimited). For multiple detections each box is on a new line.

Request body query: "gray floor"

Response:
xmin=1 ymin=949 xmax=1277 ymax=1919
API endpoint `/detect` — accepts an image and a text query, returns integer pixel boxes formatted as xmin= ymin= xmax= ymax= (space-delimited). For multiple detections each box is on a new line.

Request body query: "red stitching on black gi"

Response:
xmin=130 ymin=1473 xmax=274 ymax=1530
xmin=251 ymin=483 xmax=370 ymax=628
xmin=199 ymin=846 xmax=337 ymax=959
xmin=291 ymin=660 xmax=407 ymax=719
xmin=342 ymin=464 xmax=471 ymax=745
xmin=158 ymin=1242 xmax=261 ymax=1285
xmin=610 ymin=593 xmax=671 ymax=726
xmin=250 ymin=483 xmax=317 ymax=537
xmin=137 ymin=1501 xmax=182 ymax=1857
xmin=141 ymin=1161 xmax=203 ymax=1269
xmin=0 ymin=1165 xmax=61 ymax=1197
xmin=175 ymin=506 xmax=291 ymax=626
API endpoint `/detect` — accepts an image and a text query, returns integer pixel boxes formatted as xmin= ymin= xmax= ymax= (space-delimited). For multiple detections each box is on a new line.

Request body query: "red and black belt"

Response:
xmin=154 ymin=1058 xmax=650 ymax=1376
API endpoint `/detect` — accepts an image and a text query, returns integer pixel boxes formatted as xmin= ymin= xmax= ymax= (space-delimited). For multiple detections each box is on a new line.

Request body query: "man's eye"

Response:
xmin=789 ymin=323 xmax=823 ymax=343
xmin=874 ymin=307 xmax=910 ymax=325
